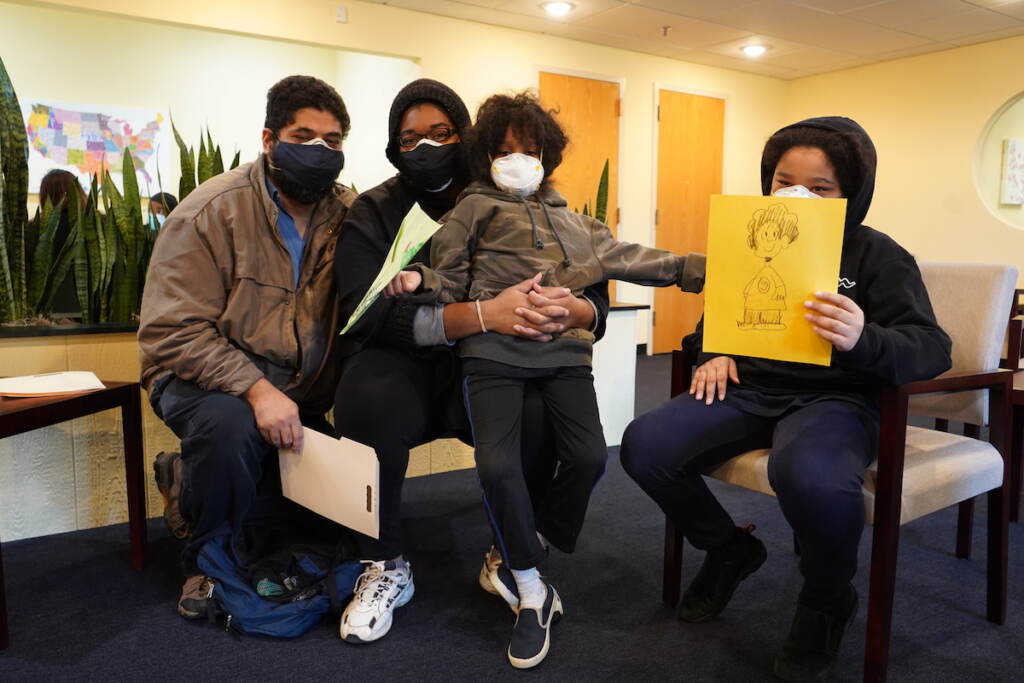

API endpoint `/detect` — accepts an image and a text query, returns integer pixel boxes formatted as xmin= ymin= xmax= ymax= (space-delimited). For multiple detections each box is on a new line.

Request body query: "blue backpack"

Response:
xmin=196 ymin=534 xmax=364 ymax=638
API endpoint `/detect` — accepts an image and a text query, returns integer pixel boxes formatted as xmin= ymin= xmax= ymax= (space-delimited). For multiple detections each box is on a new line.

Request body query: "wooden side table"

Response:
xmin=1011 ymin=373 xmax=1024 ymax=523
xmin=0 ymin=381 xmax=148 ymax=650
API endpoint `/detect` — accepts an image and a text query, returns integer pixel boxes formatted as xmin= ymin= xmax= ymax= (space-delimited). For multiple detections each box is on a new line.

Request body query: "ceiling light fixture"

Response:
xmin=741 ymin=44 xmax=769 ymax=58
xmin=541 ymin=1 xmax=575 ymax=18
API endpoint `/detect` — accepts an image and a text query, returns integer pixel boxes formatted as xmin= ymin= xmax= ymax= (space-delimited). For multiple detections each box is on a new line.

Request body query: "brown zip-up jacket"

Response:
xmin=139 ymin=156 xmax=356 ymax=413
xmin=412 ymin=181 xmax=704 ymax=369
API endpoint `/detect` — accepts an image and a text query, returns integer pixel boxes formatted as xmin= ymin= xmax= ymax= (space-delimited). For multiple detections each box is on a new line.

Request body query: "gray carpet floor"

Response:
xmin=1 ymin=353 xmax=1022 ymax=681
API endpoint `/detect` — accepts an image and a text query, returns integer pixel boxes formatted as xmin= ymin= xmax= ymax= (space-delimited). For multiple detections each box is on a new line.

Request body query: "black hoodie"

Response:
xmin=687 ymin=116 xmax=952 ymax=414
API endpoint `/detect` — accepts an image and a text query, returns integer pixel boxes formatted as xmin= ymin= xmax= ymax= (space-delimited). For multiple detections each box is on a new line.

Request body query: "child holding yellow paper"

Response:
xmin=620 ymin=117 xmax=952 ymax=682
xmin=385 ymin=91 xmax=705 ymax=669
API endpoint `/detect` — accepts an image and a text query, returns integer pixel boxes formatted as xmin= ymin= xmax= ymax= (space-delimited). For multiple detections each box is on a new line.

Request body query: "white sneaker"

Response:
xmin=479 ymin=547 xmax=519 ymax=613
xmin=340 ymin=560 xmax=414 ymax=644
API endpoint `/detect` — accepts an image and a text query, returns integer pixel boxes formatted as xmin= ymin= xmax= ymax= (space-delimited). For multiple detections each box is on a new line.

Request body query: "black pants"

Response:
xmin=620 ymin=393 xmax=878 ymax=601
xmin=333 ymin=346 xmax=559 ymax=561
xmin=151 ymin=376 xmax=336 ymax=574
xmin=463 ymin=362 xmax=608 ymax=570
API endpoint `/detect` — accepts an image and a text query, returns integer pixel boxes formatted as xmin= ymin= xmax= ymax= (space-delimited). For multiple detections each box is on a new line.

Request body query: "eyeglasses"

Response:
xmin=398 ymin=127 xmax=458 ymax=150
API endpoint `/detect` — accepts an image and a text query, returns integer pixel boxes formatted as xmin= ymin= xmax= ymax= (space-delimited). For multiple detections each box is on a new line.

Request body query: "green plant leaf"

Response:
xmin=0 ymin=55 xmax=29 ymax=319
xmin=171 ymin=115 xmax=196 ymax=199
xmin=28 ymin=198 xmax=62 ymax=311
xmin=197 ymin=131 xmax=212 ymax=185
xmin=594 ymin=159 xmax=609 ymax=225
xmin=230 ymin=150 xmax=241 ymax=170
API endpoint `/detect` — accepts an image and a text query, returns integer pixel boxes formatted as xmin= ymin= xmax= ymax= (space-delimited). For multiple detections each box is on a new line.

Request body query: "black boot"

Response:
xmin=773 ymin=584 xmax=858 ymax=682
xmin=679 ymin=525 xmax=767 ymax=623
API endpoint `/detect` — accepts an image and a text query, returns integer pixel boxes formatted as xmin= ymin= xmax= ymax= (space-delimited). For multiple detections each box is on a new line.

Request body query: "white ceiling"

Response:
xmin=362 ymin=0 xmax=1024 ymax=79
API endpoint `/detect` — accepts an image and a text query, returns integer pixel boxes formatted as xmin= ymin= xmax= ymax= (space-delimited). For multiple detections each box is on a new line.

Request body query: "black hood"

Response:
xmin=760 ymin=116 xmax=877 ymax=232
xmin=385 ymin=78 xmax=471 ymax=171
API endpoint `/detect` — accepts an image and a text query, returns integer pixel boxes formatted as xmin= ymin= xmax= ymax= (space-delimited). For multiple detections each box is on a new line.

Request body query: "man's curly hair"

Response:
xmin=466 ymin=91 xmax=568 ymax=187
xmin=264 ymin=75 xmax=351 ymax=139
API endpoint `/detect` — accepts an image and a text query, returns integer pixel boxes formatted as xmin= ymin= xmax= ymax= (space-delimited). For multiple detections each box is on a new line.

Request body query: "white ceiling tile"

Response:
xmin=702 ymin=33 xmax=808 ymax=58
xmin=706 ymin=0 xmax=932 ymax=54
xmin=757 ymin=45 xmax=861 ymax=68
xmin=630 ymin=0 xmax=760 ymax=21
xmin=979 ymin=0 xmax=1024 ymax=18
xmin=575 ymin=4 xmax=753 ymax=48
xmin=677 ymin=49 xmax=793 ymax=76
xmin=494 ymin=0 xmax=627 ymax=23
xmin=844 ymin=0 xmax=1023 ymax=40
xmin=552 ymin=23 xmax=658 ymax=51
xmin=871 ymin=41 xmax=958 ymax=58
xmin=946 ymin=23 xmax=1024 ymax=42
xmin=789 ymin=0 xmax=895 ymax=13
xmin=774 ymin=68 xmax=817 ymax=79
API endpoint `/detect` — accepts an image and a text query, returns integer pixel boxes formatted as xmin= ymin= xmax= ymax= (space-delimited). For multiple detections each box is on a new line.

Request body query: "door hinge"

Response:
xmin=652 ymin=310 xmax=657 ymax=326
xmin=655 ymin=208 xmax=659 ymax=224
xmin=615 ymin=98 xmax=622 ymax=117
xmin=657 ymin=105 xmax=660 ymax=121
xmin=616 ymin=207 xmax=621 ymax=226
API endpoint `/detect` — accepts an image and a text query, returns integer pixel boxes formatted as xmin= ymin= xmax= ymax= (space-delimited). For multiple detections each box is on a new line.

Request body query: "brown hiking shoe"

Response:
xmin=154 ymin=451 xmax=190 ymax=540
xmin=178 ymin=574 xmax=215 ymax=619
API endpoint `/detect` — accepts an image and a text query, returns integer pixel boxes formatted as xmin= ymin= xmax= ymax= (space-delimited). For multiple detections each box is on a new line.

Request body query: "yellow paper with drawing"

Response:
xmin=703 ymin=195 xmax=846 ymax=366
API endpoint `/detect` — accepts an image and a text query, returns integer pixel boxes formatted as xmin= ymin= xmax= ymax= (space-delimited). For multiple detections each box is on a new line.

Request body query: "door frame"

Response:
xmin=536 ymin=65 xmax=626 ymax=238
xmin=647 ymin=82 xmax=729 ymax=354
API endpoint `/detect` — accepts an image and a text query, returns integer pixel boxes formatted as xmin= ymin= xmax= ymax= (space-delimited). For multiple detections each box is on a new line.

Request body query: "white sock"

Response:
xmin=511 ymin=567 xmax=547 ymax=610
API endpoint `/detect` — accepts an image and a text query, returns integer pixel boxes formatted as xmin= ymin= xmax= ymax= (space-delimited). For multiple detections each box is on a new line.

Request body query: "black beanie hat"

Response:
xmin=385 ymin=78 xmax=471 ymax=170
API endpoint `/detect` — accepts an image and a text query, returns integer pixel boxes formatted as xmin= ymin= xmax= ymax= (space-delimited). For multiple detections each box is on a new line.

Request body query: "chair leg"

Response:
xmin=1011 ymin=407 xmax=1023 ymax=523
xmin=663 ymin=518 xmax=683 ymax=606
xmin=864 ymin=517 xmax=901 ymax=683
xmin=121 ymin=389 xmax=148 ymax=570
xmin=987 ymin=486 xmax=1009 ymax=624
xmin=935 ymin=418 xmax=949 ymax=432
xmin=954 ymin=424 xmax=982 ymax=559
xmin=955 ymin=499 xmax=975 ymax=559
xmin=0 ymin=536 xmax=8 ymax=650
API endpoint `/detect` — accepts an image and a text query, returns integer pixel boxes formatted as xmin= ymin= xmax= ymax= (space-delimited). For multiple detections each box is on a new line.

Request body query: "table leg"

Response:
xmin=0 ymin=535 xmax=8 ymax=650
xmin=122 ymin=388 xmax=148 ymax=569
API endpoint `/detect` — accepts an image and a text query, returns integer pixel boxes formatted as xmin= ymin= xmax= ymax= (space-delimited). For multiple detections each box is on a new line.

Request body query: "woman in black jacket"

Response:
xmin=621 ymin=117 xmax=952 ymax=682
xmin=333 ymin=79 xmax=610 ymax=645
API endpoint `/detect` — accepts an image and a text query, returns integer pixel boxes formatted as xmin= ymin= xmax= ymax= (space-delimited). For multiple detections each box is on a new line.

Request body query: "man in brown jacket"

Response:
xmin=139 ymin=75 xmax=356 ymax=617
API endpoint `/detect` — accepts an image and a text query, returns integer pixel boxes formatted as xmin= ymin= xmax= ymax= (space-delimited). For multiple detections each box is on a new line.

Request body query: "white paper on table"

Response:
xmin=279 ymin=427 xmax=380 ymax=539
xmin=340 ymin=202 xmax=442 ymax=335
xmin=0 ymin=371 xmax=105 ymax=397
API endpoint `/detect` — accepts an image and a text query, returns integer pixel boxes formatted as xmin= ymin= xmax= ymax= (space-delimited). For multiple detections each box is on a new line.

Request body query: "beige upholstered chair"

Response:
xmin=662 ymin=261 xmax=1016 ymax=683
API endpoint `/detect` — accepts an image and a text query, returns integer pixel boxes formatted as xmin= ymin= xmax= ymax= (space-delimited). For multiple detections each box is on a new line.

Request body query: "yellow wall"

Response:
xmin=786 ymin=34 xmax=1024 ymax=278
xmin=6 ymin=0 xmax=791 ymax=341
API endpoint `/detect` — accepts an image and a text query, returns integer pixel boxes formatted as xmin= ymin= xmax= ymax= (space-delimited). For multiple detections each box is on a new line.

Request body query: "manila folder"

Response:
xmin=279 ymin=428 xmax=380 ymax=539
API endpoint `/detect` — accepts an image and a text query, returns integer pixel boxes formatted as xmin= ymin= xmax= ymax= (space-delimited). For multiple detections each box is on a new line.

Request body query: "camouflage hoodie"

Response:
xmin=413 ymin=181 xmax=704 ymax=369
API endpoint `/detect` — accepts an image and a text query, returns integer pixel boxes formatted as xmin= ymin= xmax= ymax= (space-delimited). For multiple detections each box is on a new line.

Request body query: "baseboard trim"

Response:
xmin=636 ymin=343 xmax=647 ymax=355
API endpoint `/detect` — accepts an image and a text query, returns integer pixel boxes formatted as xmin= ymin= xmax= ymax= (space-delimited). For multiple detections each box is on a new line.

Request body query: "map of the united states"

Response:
xmin=25 ymin=104 xmax=162 ymax=180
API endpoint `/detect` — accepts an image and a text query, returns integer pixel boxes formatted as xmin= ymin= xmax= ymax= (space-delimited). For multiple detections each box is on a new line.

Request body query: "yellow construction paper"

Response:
xmin=703 ymin=194 xmax=846 ymax=366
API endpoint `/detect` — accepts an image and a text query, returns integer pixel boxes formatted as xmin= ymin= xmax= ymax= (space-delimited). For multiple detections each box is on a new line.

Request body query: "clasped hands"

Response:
xmin=385 ymin=271 xmax=585 ymax=342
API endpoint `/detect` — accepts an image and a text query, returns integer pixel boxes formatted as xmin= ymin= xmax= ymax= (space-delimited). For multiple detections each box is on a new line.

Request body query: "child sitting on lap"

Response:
xmin=385 ymin=91 xmax=704 ymax=669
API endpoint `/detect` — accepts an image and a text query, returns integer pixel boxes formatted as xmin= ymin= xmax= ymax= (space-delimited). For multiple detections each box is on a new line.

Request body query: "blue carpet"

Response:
xmin=1 ymin=354 xmax=1022 ymax=681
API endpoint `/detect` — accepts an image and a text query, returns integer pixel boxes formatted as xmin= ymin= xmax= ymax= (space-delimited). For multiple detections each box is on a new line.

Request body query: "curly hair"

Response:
xmin=466 ymin=91 xmax=568 ymax=186
xmin=761 ymin=126 xmax=865 ymax=198
xmin=264 ymin=75 xmax=351 ymax=139
xmin=747 ymin=203 xmax=799 ymax=250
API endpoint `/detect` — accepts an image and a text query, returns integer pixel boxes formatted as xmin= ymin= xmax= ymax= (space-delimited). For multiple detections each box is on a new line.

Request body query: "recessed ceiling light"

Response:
xmin=741 ymin=44 xmax=769 ymax=58
xmin=541 ymin=1 xmax=575 ymax=17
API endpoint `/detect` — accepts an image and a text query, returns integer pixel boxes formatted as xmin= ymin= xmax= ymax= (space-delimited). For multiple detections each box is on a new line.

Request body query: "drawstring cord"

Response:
xmin=519 ymin=195 xmax=572 ymax=268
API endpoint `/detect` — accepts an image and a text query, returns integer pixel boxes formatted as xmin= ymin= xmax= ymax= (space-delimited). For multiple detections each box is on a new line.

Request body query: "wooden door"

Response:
xmin=539 ymin=72 xmax=620 ymax=237
xmin=652 ymin=90 xmax=724 ymax=354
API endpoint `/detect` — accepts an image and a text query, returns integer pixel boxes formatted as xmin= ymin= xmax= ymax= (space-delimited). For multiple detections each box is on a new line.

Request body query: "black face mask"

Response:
xmin=268 ymin=140 xmax=345 ymax=205
xmin=399 ymin=141 xmax=460 ymax=192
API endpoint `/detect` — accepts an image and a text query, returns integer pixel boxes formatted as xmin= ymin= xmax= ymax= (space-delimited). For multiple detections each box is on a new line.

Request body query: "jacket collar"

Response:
xmin=249 ymin=153 xmax=347 ymax=238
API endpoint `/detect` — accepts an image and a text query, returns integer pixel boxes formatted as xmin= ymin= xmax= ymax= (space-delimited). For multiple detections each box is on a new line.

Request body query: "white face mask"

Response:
xmin=490 ymin=153 xmax=544 ymax=198
xmin=773 ymin=184 xmax=821 ymax=199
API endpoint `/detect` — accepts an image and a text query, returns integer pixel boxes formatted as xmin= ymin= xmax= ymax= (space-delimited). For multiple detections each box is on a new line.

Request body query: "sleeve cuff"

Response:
xmin=413 ymin=304 xmax=454 ymax=347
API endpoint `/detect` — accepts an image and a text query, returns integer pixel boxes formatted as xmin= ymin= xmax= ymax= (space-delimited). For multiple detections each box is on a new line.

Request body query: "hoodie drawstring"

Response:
xmin=519 ymin=196 xmax=571 ymax=267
